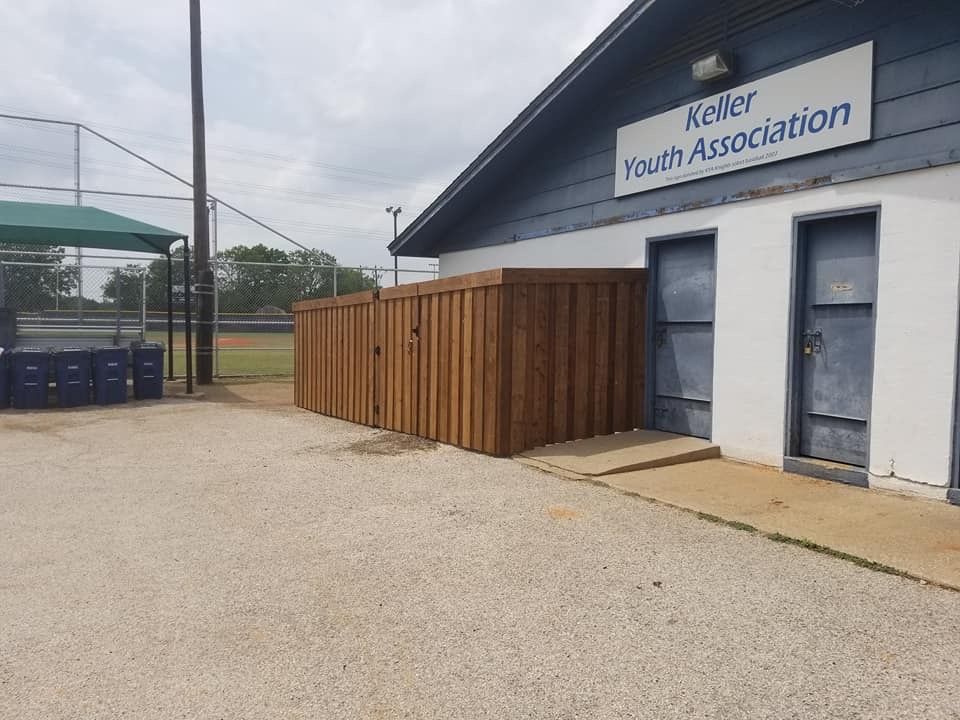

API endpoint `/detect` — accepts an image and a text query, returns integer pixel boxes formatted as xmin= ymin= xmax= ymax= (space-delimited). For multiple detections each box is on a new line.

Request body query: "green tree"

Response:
xmin=138 ymin=248 xmax=194 ymax=312
xmin=102 ymin=265 xmax=146 ymax=310
xmin=215 ymin=244 xmax=376 ymax=313
xmin=0 ymin=244 xmax=78 ymax=312
xmin=287 ymin=250 xmax=377 ymax=298
xmin=216 ymin=244 xmax=298 ymax=313
xmin=128 ymin=243 xmax=377 ymax=315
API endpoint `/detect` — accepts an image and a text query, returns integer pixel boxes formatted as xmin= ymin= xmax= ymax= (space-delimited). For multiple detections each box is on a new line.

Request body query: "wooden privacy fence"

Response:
xmin=294 ymin=268 xmax=648 ymax=456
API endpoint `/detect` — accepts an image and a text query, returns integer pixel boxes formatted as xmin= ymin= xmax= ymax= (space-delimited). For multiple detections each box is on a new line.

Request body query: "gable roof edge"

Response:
xmin=390 ymin=0 xmax=660 ymax=257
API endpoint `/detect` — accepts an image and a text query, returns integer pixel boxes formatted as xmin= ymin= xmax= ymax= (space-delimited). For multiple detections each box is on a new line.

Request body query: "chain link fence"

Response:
xmin=0 ymin=256 xmax=147 ymax=348
xmin=0 ymin=250 xmax=435 ymax=377
xmin=0 ymin=117 xmax=439 ymax=376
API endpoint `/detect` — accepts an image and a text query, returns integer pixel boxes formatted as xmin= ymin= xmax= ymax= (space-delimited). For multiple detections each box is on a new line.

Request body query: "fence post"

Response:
xmin=113 ymin=267 xmax=122 ymax=346
xmin=75 ymin=124 xmax=84 ymax=324
xmin=333 ymin=265 xmax=337 ymax=298
xmin=183 ymin=242 xmax=194 ymax=395
xmin=166 ymin=253 xmax=174 ymax=381
xmin=77 ymin=257 xmax=83 ymax=323
xmin=213 ymin=259 xmax=220 ymax=377
xmin=208 ymin=200 xmax=219 ymax=377
xmin=141 ymin=268 xmax=147 ymax=342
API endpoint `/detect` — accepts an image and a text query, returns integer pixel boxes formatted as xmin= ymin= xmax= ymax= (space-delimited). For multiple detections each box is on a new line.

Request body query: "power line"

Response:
xmin=102 ymin=133 xmax=442 ymax=185
xmin=0 ymin=104 xmax=442 ymax=187
xmin=0 ymin=101 xmax=440 ymax=165
xmin=0 ymin=181 xmax=193 ymax=202
xmin=0 ymin=113 xmax=413 ymax=258
xmin=0 ymin=141 xmax=423 ymax=212
xmin=0 ymin=112 xmax=321 ymax=256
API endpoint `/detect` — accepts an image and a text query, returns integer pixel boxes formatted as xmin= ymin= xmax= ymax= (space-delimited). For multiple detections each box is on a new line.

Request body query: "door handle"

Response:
xmin=655 ymin=328 xmax=667 ymax=348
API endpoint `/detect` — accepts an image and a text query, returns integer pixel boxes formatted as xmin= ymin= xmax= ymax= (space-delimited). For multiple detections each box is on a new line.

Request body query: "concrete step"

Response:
xmin=516 ymin=429 xmax=720 ymax=479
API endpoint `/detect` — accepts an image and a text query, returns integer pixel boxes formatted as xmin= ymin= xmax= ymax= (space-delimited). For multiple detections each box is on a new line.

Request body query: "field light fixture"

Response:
xmin=691 ymin=50 xmax=734 ymax=82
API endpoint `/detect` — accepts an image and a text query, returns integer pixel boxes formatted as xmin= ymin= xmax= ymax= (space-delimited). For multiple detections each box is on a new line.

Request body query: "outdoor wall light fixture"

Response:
xmin=691 ymin=50 xmax=734 ymax=82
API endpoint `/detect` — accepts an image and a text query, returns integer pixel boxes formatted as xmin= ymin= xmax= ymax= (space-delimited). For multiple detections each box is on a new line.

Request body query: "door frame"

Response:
xmin=783 ymin=205 xmax=881 ymax=472
xmin=950 ymin=246 xmax=960 ymax=504
xmin=644 ymin=228 xmax=718 ymax=439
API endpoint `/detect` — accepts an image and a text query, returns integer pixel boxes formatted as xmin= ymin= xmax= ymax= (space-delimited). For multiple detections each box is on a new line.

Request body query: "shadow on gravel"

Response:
xmin=342 ymin=432 xmax=438 ymax=456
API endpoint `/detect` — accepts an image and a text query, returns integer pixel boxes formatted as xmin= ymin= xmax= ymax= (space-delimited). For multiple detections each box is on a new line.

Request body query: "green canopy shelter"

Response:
xmin=0 ymin=200 xmax=195 ymax=393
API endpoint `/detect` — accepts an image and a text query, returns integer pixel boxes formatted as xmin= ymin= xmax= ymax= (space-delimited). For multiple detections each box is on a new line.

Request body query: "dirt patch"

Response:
xmin=2 ymin=415 xmax=77 ymax=437
xmin=342 ymin=432 xmax=438 ymax=456
xmin=179 ymin=380 xmax=293 ymax=407
xmin=1 ymin=406 xmax=116 ymax=437
xmin=546 ymin=505 xmax=582 ymax=520
xmin=217 ymin=336 xmax=255 ymax=348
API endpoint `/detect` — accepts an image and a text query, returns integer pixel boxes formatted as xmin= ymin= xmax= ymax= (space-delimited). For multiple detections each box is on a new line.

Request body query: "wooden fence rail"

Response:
xmin=294 ymin=268 xmax=647 ymax=456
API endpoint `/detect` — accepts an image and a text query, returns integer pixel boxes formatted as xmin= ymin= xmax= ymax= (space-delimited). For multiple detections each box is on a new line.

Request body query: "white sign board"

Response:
xmin=615 ymin=42 xmax=874 ymax=197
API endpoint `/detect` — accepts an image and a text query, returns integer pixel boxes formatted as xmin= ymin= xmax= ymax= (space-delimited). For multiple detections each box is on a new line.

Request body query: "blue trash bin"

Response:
xmin=0 ymin=349 xmax=9 ymax=410
xmin=11 ymin=347 xmax=51 ymax=410
xmin=54 ymin=347 xmax=92 ymax=408
xmin=92 ymin=347 xmax=128 ymax=405
xmin=131 ymin=341 xmax=164 ymax=400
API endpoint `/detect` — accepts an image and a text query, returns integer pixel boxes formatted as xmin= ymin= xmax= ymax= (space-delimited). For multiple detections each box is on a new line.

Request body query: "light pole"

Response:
xmin=386 ymin=205 xmax=402 ymax=287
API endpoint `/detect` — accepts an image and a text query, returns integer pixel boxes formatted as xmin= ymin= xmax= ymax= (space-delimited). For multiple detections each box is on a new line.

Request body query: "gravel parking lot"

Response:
xmin=2 ymin=388 xmax=959 ymax=719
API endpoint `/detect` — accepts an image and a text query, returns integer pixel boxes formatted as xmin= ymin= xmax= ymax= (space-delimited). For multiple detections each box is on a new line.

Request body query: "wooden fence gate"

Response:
xmin=294 ymin=268 xmax=648 ymax=456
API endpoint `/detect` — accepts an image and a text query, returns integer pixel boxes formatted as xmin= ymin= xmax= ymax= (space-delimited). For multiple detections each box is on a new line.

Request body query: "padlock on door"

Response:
xmin=801 ymin=329 xmax=823 ymax=356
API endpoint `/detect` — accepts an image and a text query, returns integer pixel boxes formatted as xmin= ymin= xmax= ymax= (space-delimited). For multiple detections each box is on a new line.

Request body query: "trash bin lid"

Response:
xmin=11 ymin=346 xmax=49 ymax=354
xmin=131 ymin=341 xmax=165 ymax=350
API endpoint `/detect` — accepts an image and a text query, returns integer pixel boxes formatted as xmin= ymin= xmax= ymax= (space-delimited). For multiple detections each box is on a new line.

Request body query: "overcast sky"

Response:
xmin=0 ymin=0 xmax=626 ymax=270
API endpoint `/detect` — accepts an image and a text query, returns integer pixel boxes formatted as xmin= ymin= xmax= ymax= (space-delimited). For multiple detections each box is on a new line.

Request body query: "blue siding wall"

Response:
xmin=442 ymin=0 xmax=960 ymax=253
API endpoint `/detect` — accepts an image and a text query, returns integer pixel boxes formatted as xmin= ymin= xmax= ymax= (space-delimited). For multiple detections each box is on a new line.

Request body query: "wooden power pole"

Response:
xmin=189 ymin=0 xmax=214 ymax=384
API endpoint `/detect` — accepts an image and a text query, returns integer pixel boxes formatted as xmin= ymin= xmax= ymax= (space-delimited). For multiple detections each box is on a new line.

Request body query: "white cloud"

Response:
xmin=0 ymin=0 xmax=626 ymax=268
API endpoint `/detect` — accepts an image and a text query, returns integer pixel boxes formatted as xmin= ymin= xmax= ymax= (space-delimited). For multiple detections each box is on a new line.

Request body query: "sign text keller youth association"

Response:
xmin=614 ymin=42 xmax=874 ymax=197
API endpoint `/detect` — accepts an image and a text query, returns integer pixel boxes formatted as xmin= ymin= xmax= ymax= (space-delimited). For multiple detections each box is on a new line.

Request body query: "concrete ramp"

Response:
xmin=517 ymin=430 xmax=720 ymax=479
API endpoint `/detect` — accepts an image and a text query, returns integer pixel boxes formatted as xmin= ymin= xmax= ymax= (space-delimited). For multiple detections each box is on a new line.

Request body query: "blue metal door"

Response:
xmin=651 ymin=235 xmax=715 ymax=438
xmin=797 ymin=214 xmax=876 ymax=466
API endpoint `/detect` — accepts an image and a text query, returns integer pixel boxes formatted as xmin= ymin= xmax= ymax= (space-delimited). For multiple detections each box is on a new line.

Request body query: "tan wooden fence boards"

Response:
xmin=294 ymin=291 xmax=376 ymax=425
xmin=502 ymin=274 xmax=647 ymax=455
xmin=293 ymin=268 xmax=647 ymax=456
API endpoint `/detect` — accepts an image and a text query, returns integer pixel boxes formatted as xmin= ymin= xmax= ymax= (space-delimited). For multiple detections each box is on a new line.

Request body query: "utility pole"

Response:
xmin=190 ymin=0 xmax=214 ymax=384
xmin=385 ymin=206 xmax=402 ymax=286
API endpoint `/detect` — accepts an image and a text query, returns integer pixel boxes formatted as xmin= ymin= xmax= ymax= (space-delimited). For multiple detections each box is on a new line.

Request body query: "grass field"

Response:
xmin=147 ymin=331 xmax=294 ymax=377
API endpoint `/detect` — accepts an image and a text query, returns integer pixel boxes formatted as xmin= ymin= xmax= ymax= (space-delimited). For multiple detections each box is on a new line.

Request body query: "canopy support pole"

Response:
xmin=183 ymin=240 xmax=194 ymax=395
xmin=167 ymin=251 xmax=175 ymax=381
